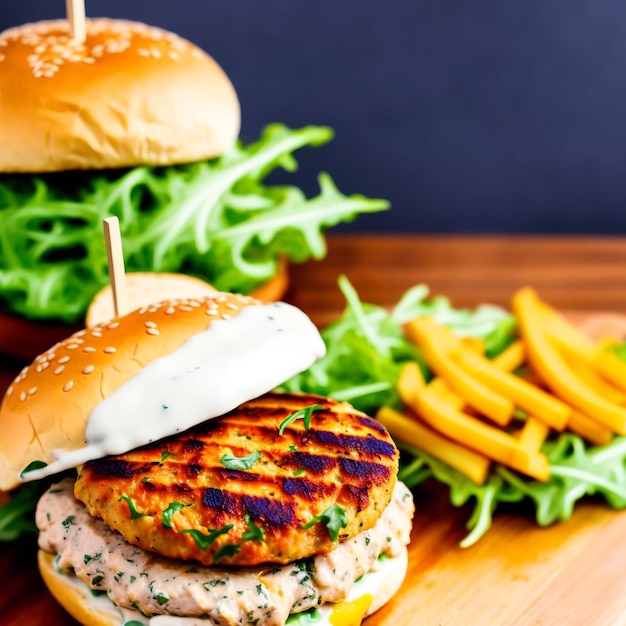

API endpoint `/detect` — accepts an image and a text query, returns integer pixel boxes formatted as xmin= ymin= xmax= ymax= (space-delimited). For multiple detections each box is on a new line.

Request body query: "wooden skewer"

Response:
xmin=65 ymin=0 xmax=86 ymax=43
xmin=103 ymin=217 xmax=128 ymax=318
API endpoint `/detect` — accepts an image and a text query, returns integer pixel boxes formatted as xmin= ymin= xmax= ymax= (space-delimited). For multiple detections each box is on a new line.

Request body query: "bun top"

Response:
xmin=0 ymin=19 xmax=240 ymax=173
xmin=0 ymin=293 xmax=326 ymax=491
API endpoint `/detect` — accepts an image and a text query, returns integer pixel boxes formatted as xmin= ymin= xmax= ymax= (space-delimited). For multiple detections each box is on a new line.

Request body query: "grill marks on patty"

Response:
xmin=75 ymin=392 xmax=399 ymax=567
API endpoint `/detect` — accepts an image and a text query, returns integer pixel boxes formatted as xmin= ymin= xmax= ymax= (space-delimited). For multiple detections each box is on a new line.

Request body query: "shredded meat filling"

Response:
xmin=37 ymin=478 xmax=414 ymax=626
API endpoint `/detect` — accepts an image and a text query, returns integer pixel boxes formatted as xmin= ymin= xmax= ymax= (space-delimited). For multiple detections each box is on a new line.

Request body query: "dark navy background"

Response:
xmin=3 ymin=2 xmax=626 ymax=233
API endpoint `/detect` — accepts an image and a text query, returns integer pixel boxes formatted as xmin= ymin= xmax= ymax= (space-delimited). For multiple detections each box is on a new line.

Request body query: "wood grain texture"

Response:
xmin=1 ymin=235 xmax=626 ymax=626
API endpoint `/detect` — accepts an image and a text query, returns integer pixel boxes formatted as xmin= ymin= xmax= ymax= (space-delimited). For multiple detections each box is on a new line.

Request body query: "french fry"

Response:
xmin=376 ymin=406 xmax=491 ymax=484
xmin=567 ymin=410 xmax=614 ymax=447
xmin=492 ymin=340 xmax=526 ymax=372
xmin=427 ymin=378 xmax=465 ymax=410
xmin=594 ymin=348 xmax=626 ymax=394
xmin=539 ymin=298 xmax=626 ymax=400
xmin=452 ymin=347 xmax=570 ymax=430
xmin=558 ymin=350 xmax=626 ymax=406
xmin=414 ymin=387 xmax=549 ymax=481
xmin=539 ymin=302 xmax=598 ymax=362
xmin=405 ymin=317 xmax=514 ymax=426
xmin=517 ymin=417 xmax=550 ymax=453
xmin=397 ymin=361 xmax=425 ymax=408
xmin=512 ymin=288 xmax=626 ymax=435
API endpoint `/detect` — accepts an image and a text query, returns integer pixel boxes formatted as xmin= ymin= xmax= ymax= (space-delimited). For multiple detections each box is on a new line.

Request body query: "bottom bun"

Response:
xmin=365 ymin=547 xmax=408 ymax=616
xmin=38 ymin=546 xmax=408 ymax=626
xmin=38 ymin=550 xmax=120 ymax=626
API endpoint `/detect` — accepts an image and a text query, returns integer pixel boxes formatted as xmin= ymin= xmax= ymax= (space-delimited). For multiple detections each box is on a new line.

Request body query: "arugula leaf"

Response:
xmin=282 ymin=278 xmax=626 ymax=547
xmin=0 ymin=483 xmax=40 ymax=541
xmin=179 ymin=524 xmax=233 ymax=549
xmin=301 ymin=504 xmax=347 ymax=541
xmin=161 ymin=502 xmax=187 ymax=529
xmin=278 ymin=404 xmax=325 ymax=435
xmin=220 ymin=450 xmax=261 ymax=470
xmin=0 ymin=124 xmax=388 ymax=322
xmin=117 ymin=494 xmax=145 ymax=520
xmin=281 ymin=277 xmax=514 ymax=415
xmin=242 ymin=515 xmax=264 ymax=542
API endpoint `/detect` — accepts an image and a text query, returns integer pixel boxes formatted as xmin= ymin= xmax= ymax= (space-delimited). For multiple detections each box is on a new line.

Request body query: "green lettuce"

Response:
xmin=283 ymin=278 xmax=626 ymax=547
xmin=0 ymin=124 xmax=388 ymax=322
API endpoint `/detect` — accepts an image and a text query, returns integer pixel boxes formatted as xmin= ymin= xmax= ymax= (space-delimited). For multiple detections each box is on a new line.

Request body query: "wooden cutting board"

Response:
xmin=366 ymin=483 xmax=626 ymax=626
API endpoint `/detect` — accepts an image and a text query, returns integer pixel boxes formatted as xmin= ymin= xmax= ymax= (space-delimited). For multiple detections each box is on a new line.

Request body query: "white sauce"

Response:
xmin=26 ymin=302 xmax=325 ymax=482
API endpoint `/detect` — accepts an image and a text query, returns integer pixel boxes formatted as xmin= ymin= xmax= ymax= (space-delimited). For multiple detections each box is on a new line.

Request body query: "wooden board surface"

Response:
xmin=2 ymin=235 xmax=626 ymax=626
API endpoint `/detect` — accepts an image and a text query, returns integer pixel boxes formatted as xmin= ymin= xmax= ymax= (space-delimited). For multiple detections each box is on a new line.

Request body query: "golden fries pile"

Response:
xmin=377 ymin=287 xmax=626 ymax=485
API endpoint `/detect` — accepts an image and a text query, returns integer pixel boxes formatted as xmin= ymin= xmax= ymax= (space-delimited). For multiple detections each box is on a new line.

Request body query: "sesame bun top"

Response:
xmin=0 ymin=292 xmax=325 ymax=491
xmin=0 ymin=18 xmax=240 ymax=173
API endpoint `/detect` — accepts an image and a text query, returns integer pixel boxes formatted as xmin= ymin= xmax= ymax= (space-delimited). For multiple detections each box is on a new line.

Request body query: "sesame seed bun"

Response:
xmin=0 ymin=261 xmax=289 ymax=362
xmin=0 ymin=18 xmax=240 ymax=173
xmin=0 ymin=292 xmax=261 ymax=491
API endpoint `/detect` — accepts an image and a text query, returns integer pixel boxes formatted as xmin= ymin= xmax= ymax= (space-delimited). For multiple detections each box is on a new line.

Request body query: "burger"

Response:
xmin=0 ymin=292 xmax=414 ymax=625
xmin=0 ymin=17 xmax=388 ymax=359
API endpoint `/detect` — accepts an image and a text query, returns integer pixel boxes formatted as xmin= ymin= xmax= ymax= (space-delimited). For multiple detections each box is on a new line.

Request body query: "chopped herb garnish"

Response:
xmin=62 ymin=516 xmax=75 ymax=531
xmin=180 ymin=524 xmax=233 ymax=549
xmin=153 ymin=591 xmax=169 ymax=605
xmin=92 ymin=574 xmax=104 ymax=586
xmin=242 ymin=515 xmax=264 ymax=542
xmin=160 ymin=451 xmax=173 ymax=462
xmin=220 ymin=450 xmax=261 ymax=470
xmin=293 ymin=469 xmax=305 ymax=476
xmin=301 ymin=504 xmax=347 ymax=542
xmin=278 ymin=404 xmax=325 ymax=435
xmin=84 ymin=553 xmax=101 ymax=564
xmin=20 ymin=460 xmax=47 ymax=477
xmin=162 ymin=502 xmax=187 ymax=528
xmin=214 ymin=543 xmax=241 ymax=562
xmin=256 ymin=583 xmax=269 ymax=609
xmin=118 ymin=494 xmax=145 ymax=520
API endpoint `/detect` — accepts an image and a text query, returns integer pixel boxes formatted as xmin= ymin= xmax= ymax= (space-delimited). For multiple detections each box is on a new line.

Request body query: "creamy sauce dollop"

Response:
xmin=26 ymin=302 xmax=325 ymax=481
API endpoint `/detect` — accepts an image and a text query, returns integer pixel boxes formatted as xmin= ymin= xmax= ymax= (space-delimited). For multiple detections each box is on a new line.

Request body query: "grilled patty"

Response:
xmin=75 ymin=392 xmax=399 ymax=566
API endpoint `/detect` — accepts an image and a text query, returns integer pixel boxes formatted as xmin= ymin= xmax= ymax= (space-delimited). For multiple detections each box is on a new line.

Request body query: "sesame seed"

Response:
xmin=63 ymin=381 xmax=74 ymax=392
xmin=54 ymin=366 xmax=65 ymax=375
xmin=27 ymin=387 xmax=37 ymax=396
xmin=107 ymin=321 xmax=119 ymax=329
xmin=179 ymin=305 xmax=192 ymax=312
xmin=146 ymin=328 xmax=160 ymax=336
xmin=83 ymin=346 xmax=96 ymax=353
xmin=19 ymin=392 xmax=26 ymax=402
xmin=165 ymin=307 xmax=175 ymax=315
xmin=221 ymin=313 xmax=232 ymax=320
xmin=35 ymin=365 xmax=43 ymax=373
xmin=205 ymin=309 xmax=218 ymax=316
xmin=144 ymin=321 xmax=157 ymax=328
xmin=6 ymin=385 xmax=13 ymax=396
xmin=225 ymin=302 xmax=238 ymax=311
xmin=82 ymin=365 xmax=94 ymax=374
xmin=91 ymin=331 xmax=102 ymax=338
xmin=103 ymin=346 xmax=116 ymax=354
xmin=66 ymin=343 xmax=79 ymax=350
xmin=58 ymin=356 xmax=70 ymax=364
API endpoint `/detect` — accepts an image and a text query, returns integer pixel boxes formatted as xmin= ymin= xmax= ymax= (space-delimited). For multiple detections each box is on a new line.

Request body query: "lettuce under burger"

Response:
xmin=0 ymin=19 xmax=387 ymax=332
